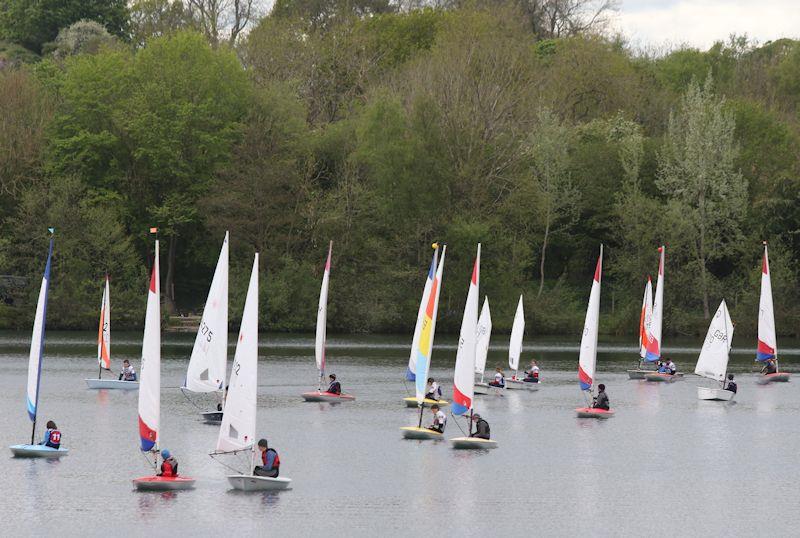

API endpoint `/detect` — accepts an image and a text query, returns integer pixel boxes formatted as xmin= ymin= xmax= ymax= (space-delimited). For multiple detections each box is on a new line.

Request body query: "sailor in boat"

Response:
xmin=424 ymin=378 xmax=442 ymax=401
xmin=40 ymin=420 xmax=62 ymax=449
xmin=427 ymin=404 xmax=447 ymax=433
xmin=470 ymin=414 xmax=490 ymax=440
xmin=488 ymin=367 xmax=505 ymax=388
xmin=157 ymin=449 xmax=179 ymax=477
xmin=665 ymin=359 xmax=677 ymax=375
xmin=724 ymin=374 xmax=737 ymax=394
xmin=118 ymin=359 xmax=137 ymax=382
xmin=254 ymin=438 xmax=280 ymax=478
xmin=762 ymin=358 xmax=778 ymax=376
xmin=592 ymin=384 xmax=610 ymax=410
xmin=217 ymin=384 xmax=229 ymax=412
xmin=327 ymin=374 xmax=341 ymax=395
xmin=523 ymin=360 xmax=540 ymax=383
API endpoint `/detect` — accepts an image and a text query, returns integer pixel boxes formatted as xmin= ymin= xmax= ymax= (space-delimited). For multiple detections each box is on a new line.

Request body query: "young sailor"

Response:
xmin=665 ymin=359 xmax=677 ymax=375
xmin=118 ymin=359 xmax=137 ymax=382
xmin=762 ymin=358 xmax=777 ymax=375
xmin=427 ymin=404 xmax=447 ymax=433
xmin=470 ymin=413 xmax=490 ymax=440
xmin=524 ymin=360 xmax=540 ymax=383
xmin=425 ymin=378 xmax=442 ymax=401
xmin=592 ymin=384 xmax=610 ymax=410
xmin=157 ymin=449 xmax=178 ymax=477
xmin=327 ymin=374 xmax=341 ymax=394
xmin=39 ymin=420 xmax=61 ymax=449
xmin=488 ymin=367 xmax=505 ymax=388
xmin=254 ymin=438 xmax=280 ymax=478
xmin=724 ymin=373 xmax=737 ymax=394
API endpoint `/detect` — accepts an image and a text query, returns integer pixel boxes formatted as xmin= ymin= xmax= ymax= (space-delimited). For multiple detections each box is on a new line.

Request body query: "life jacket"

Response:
xmin=161 ymin=457 xmax=178 ymax=477
xmin=262 ymin=448 xmax=280 ymax=469
xmin=47 ymin=429 xmax=61 ymax=448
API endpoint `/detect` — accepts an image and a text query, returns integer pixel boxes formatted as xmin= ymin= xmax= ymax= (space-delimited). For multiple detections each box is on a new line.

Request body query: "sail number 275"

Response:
xmin=199 ymin=321 xmax=213 ymax=343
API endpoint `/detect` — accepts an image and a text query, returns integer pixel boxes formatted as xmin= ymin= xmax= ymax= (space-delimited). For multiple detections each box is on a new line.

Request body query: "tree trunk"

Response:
xmin=164 ymin=235 xmax=177 ymax=315
xmin=537 ymin=220 xmax=550 ymax=298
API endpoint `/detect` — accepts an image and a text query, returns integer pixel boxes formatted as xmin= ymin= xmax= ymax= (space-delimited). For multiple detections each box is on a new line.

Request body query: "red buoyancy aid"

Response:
xmin=48 ymin=430 xmax=61 ymax=447
xmin=161 ymin=457 xmax=178 ymax=477
xmin=262 ymin=448 xmax=280 ymax=469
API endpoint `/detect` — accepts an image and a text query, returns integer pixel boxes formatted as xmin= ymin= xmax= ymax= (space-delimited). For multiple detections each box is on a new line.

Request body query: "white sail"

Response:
xmin=315 ymin=242 xmax=332 ymax=382
xmin=508 ymin=295 xmax=524 ymax=371
xmin=137 ymin=240 xmax=160 ymax=451
xmin=475 ymin=297 xmax=491 ymax=376
xmin=97 ymin=276 xmax=111 ymax=370
xmin=185 ymin=232 xmax=229 ymax=393
xmin=757 ymin=243 xmax=777 ymax=362
xmin=217 ymin=254 xmax=259 ymax=453
xmin=578 ymin=246 xmax=602 ymax=391
xmin=638 ymin=277 xmax=653 ymax=359
xmin=452 ymin=244 xmax=480 ymax=416
xmin=694 ymin=300 xmax=733 ymax=382
xmin=26 ymin=237 xmax=53 ymax=422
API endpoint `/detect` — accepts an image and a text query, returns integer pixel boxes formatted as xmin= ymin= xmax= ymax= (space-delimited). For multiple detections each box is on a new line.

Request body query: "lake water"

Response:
xmin=1 ymin=331 xmax=799 ymax=537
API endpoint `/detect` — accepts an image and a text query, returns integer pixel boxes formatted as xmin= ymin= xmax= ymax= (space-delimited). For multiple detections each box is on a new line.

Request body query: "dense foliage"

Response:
xmin=1 ymin=2 xmax=799 ymax=339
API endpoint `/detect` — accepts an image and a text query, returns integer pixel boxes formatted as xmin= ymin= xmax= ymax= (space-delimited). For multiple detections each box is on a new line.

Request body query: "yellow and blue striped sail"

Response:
xmin=415 ymin=246 xmax=446 ymax=404
xmin=406 ymin=249 xmax=438 ymax=381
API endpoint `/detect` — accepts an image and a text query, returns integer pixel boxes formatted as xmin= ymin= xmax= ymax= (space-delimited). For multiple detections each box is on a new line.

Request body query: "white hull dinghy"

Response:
xmin=473 ymin=383 xmax=490 ymax=395
xmin=575 ymin=247 xmax=615 ymax=419
xmin=10 ymin=234 xmax=69 ymax=458
xmin=85 ymin=379 xmax=139 ymax=390
xmin=227 ymin=475 xmax=291 ymax=491
xmin=505 ymin=378 xmax=539 ymax=391
xmin=211 ymin=255 xmax=292 ymax=492
xmin=450 ymin=437 xmax=498 ymax=449
xmin=401 ymin=426 xmax=444 ymax=440
xmin=694 ymin=300 xmax=736 ymax=402
xmin=202 ymin=410 xmax=223 ymax=423
xmin=627 ymin=369 xmax=649 ymax=379
xmin=643 ymin=372 xmax=678 ymax=383
xmin=10 ymin=444 xmax=69 ymax=458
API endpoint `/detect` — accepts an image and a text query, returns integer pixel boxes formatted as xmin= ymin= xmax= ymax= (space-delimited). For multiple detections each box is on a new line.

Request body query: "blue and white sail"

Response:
xmin=26 ymin=235 xmax=54 ymax=422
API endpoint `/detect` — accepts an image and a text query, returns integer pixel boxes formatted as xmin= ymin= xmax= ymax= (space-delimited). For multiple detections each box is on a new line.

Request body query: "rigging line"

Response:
xmin=209 ymin=452 xmax=247 ymax=474
xmin=179 ymin=387 xmax=207 ymax=411
xmin=450 ymin=412 xmax=467 ymax=436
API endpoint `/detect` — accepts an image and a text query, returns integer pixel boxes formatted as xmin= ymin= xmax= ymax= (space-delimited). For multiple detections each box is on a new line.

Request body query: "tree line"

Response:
xmin=1 ymin=1 xmax=799 ymax=338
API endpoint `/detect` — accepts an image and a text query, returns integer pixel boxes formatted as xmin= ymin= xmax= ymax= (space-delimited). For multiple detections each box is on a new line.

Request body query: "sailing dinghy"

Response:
xmin=473 ymin=298 xmax=492 ymax=396
xmin=402 ymin=244 xmax=448 ymax=409
xmin=85 ymin=276 xmax=138 ymax=390
xmin=755 ymin=242 xmax=790 ymax=384
xmin=211 ymin=255 xmax=291 ymax=491
xmin=575 ymin=246 xmax=614 ymax=419
xmin=695 ymin=300 xmax=736 ymax=401
xmin=10 ymin=233 xmax=69 ymax=458
xmin=627 ymin=276 xmax=653 ymax=380
xmin=182 ymin=232 xmax=229 ymax=422
xmin=505 ymin=296 xmax=536 ymax=391
xmin=448 ymin=246 xmax=498 ymax=449
xmin=401 ymin=244 xmax=448 ymax=439
xmin=133 ymin=238 xmax=195 ymax=490
xmin=302 ymin=242 xmax=355 ymax=403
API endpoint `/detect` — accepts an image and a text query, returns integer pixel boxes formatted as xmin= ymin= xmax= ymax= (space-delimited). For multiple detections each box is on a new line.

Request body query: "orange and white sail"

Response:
xmin=638 ymin=277 xmax=653 ymax=359
xmin=97 ymin=276 xmax=111 ymax=371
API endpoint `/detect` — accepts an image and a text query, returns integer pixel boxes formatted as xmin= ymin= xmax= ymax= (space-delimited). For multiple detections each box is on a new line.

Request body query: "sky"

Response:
xmin=616 ymin=0 xmax=800 ymax=50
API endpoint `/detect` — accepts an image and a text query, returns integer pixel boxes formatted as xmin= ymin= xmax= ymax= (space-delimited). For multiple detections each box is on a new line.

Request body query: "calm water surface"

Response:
xmin=1 ymin=331 xmax=799 ymax=537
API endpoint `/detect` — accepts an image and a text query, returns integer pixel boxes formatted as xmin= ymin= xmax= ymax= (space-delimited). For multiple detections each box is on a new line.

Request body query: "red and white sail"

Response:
xmin=578 ymin=246 xmax=602 ymax=391
xmin=645 ymin=246 xmax=664 ymax=362
xmin=315 ymin=242 xmax=332 ymax=384
xmin=638 ymin=277 xmax=653 ymax=359
xmin=452 ymin=244 xmax=480 ymax=416
xmin=185 ymin=232 xmax=228 ymax=393
xmin=217 ymin=254 xmax=259 ymax=453
xmin=97 ymin=275 xmax=111 ymax=371
xmin=757 ymin=243 xmax=777 ymax=362
xmin=138 ymin=241 xmax=160 ymax=452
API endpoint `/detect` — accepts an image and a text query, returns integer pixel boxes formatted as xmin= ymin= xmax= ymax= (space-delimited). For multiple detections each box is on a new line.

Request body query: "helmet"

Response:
xmin=161 ymin=449 xmax=171 ymax=459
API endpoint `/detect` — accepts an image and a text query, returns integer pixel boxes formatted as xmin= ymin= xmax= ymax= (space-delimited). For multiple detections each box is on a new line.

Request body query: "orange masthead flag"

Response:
xmin=149 ymin=227 xmax=158 ymax=234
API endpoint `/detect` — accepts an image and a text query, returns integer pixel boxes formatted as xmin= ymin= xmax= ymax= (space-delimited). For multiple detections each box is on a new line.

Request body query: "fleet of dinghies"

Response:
xmin=9 ymin=230 xmax=793 ymax=485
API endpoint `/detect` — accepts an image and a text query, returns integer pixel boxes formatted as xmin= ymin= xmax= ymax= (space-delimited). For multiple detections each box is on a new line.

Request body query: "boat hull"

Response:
xmin=10 ymin=444 xmax=69 ymax=458
xmin=202 ymin=411 xmax=223 ymax=423
xmin=400 ymin=426 xmax=443 ymax=440
xmin=756 ymin=372 xmax=791 ymax=384
xmin=301 ymin=391 xmax=355 ymax=403
xmin=450 ymin=437 xmax=498 ymax=449
xmin=227 ymin=474 xmax=292 ymax=491
xmin=697 ymin=387 xmax=734 ymax=401
xmin=402 ymin=397 xmax=449 ymax=408
xmin=505 ymin=378 xmax=539 ymax=391
xmin=627 ymin=369 xmax=649 ymax=379
xmin=85 ymin=379 xmax=139 ymax=390
xmin=575 ymin=407 xmax=615 ymax=419
xmin=133 ymin=476 xmax=195 ymax=491
xmin=644 ymin=372 xmax=678 ymax=383
xmin=473 ymin=383 xmax=489 ymax=395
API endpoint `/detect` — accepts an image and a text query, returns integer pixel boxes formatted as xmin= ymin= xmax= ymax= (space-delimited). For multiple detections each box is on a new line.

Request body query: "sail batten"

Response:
xmin=185 ymin=232 xmax=229 ymax=393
